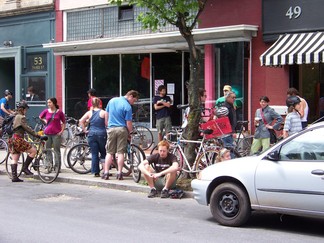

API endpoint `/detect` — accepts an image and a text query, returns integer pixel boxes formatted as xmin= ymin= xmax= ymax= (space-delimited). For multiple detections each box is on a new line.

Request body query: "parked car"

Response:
xmin=191 ymin=121 xmax=324 ymax=227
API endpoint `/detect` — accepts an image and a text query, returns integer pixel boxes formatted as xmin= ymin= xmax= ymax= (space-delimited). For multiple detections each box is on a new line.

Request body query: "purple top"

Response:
xmin=39 ymin=109 xmax=66 ymax=135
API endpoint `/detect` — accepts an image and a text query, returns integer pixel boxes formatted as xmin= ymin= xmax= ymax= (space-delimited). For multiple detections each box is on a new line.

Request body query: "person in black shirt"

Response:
xmin=138 ymin=140 xmax=179 ymax=198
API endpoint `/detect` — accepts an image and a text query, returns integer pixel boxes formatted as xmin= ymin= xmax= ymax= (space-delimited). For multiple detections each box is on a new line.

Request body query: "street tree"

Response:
xmin=108 ymin=0 xmax=208 ymax=168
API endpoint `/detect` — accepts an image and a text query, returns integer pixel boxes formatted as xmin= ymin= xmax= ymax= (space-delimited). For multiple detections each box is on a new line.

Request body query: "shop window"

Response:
xmin=25 ymin=77 xmax=46 ymax=102
xmin=118 ymin=5 xmax=134 ymax=21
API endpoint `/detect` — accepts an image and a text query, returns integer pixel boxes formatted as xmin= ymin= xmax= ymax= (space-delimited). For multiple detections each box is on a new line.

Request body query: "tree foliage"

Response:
xmin=109 ymin=0 xmax=208 ymax=166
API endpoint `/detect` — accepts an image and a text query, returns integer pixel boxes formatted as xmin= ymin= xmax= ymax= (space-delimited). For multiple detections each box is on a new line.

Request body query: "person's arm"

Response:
xmin=153 ymin=161 xmax=179 ymax=179
xmin=79 ymin=111 xmax=90 ymax=132
xmin=298 ymin=99 xmax=306 ymax=118
xmin=58 ymin=112 xmax=66 ymax=135
xmin=102 ymin=110 xmax=108 ymax=127
xmin=138 ymin=159 xmax=152 ymax=177
xmin=21 ymin=116 xmax=40 ymax=138
xmin=267 ymin=109 xmax=283 ymax=130
xmin=39 ymin=110 xmax=47 ymax=124
xmin=126 ymin=120 xmax=132 ymax=134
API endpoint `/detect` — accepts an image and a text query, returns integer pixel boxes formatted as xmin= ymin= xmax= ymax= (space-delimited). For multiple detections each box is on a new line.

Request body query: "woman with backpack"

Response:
xmin=8 ymin=101 xmax=41 ymax=182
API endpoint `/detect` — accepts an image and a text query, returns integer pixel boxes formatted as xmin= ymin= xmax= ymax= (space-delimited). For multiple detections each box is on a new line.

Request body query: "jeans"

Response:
xmin=221 ymin=135 xmax=235 ymax=158
xmin=88 ymin=134 xmax=107 ymax=174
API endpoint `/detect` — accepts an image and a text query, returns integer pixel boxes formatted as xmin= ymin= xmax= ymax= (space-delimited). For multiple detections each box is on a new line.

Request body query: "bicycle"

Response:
xmin=150 ymin=127 xmax=219 ymax=178
xmin=233 ymin=121 xmax=252 ymax=157
xmin=0 ymin=138 xmax=9 ymax=164
xmin=5 ymin=136 xmax=59 ymax=183
xmin=132 ymin=124 xmax=153 ymax=150
xmin=66 ymin=132 xmax=145 ymax=183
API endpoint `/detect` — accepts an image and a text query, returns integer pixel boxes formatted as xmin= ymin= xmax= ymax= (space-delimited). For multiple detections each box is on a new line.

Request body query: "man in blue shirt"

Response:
xmin=101 ymin=90 xmax=139 ymax=180
xmin=0 ymin=90 xmax=14 ymax=118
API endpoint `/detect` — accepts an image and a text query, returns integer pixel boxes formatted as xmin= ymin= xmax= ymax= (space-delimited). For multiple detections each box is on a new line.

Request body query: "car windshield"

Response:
xmin=279 ymin=127 xmax=324 ymax=161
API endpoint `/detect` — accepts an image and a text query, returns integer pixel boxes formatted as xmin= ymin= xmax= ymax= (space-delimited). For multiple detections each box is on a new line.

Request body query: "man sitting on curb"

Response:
xmin=138 ymin=140 xmax=179 ymax=198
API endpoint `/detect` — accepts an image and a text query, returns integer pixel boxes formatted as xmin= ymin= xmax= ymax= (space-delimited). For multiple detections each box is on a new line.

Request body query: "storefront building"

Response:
xmin=44 ymin=0 xmax=323 ymax=131
xmin=0 ymin=0 xmax=56 ymax=121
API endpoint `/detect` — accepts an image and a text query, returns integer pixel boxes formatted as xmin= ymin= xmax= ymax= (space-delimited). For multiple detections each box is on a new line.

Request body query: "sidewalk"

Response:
xmin=0 ymin=160 xmax=193 ymax=198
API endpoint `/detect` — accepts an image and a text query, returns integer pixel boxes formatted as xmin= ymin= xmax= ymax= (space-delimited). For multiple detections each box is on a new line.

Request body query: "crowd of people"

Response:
xmin=0 ymin=84 xmax=310 ymax=198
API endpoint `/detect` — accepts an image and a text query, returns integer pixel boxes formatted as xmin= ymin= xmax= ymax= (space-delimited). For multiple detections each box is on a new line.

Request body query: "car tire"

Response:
xmin=210 ymin=183 xmax=251 ymax=227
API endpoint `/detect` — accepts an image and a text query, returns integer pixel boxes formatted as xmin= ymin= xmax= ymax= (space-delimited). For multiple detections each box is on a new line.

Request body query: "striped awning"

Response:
xmin=260 ymin=32 xmax=324 ymax=66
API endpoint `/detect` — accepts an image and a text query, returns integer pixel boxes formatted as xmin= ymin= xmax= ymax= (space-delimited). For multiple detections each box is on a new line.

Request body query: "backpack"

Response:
xmin=2 ymin=115 xmax=15 ymax=136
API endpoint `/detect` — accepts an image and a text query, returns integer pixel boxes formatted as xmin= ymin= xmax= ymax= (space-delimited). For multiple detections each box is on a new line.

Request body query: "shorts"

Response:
xmin=106 ymin=127 xmax=128 ymax=154
xmin=156 ymin=117 xmax=172 ymax=134
xmin=154 ymin=175 xmax=177 ymax=191
xmin=8 ymin=136 xmax=32 ymax=154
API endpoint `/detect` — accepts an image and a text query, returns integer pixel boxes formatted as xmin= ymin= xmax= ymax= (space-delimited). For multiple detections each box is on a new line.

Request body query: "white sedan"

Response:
xmin=191 ymin=121 xmax=324 ymax=227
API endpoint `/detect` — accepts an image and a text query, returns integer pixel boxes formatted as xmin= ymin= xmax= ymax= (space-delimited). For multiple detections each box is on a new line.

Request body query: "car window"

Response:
xmin=280 ymin=127 xmax=324 ymax=161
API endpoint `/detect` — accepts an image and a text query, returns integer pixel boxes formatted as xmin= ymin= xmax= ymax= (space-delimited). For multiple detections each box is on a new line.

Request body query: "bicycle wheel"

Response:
xmin=0 ymin=138 xmax=9 ymax=164
xmin=194 ymin=148 xmax=218 ymax=176
xmin=67 ymin=143 xmax=92 ymax=174
xmin=37 ymin=149 xmax=60 ymax=183
xmin=236 ymin=137 xmax=252 ymax=157
xmin=128 ymin=144 xmax=145 ymax=183
xmin=5 ymin=153 xmax=24 ymax=179
xmin=132 ymin=125 xmax=153 ymax=150
xmin=61 ymin=127 xmax=71 ymax=147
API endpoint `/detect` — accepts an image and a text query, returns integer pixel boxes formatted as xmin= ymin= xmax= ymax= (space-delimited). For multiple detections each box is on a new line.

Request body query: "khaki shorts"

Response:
xmin=106 ymin=127 xmax=128 ymax=154
xmin=154 ymin=175 xmax=177 ymax=191
xmin=156 ymin=117 xmax=172 ymax=134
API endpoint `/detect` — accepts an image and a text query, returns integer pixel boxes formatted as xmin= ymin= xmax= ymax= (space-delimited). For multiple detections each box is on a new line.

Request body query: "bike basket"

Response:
xmin=200 ymin=117 xmax=232 ymax=139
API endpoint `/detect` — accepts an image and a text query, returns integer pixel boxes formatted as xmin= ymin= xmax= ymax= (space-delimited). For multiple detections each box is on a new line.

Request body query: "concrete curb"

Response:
xmin=0 ymin=169 xmax=194 ymax=198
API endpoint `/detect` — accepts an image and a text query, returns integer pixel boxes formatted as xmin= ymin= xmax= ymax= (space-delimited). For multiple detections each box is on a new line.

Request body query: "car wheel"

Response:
xmin=210 ymin=183 xmax=251 ymax=227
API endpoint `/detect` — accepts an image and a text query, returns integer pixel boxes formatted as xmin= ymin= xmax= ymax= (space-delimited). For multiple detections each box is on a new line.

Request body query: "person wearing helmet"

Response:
xmin=287 ymin=88 xmax=309 ymax=128
xmin=87 ymin=88 xmax=102 ymax=110
xmin=0 ymin=89 xmax=15 ymax=118
xmin=8 ymin=101 xmax=41 ymax=182
xmin=250 ymin=96 xmax=283 ymax=154
xmin=283 ymin=96 xmax=302 ymax=138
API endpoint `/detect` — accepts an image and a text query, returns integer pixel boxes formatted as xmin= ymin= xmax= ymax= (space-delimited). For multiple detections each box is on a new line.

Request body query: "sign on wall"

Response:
xmin=26 ymin=53 xmax=48 ymax=72
xmin=263 ymin=0 xmax=324 ymax=42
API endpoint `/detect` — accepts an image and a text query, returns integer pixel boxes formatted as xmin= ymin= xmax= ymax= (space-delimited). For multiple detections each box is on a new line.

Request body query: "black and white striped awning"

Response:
xmin=260 ymin=32 xmax=324 ymax=66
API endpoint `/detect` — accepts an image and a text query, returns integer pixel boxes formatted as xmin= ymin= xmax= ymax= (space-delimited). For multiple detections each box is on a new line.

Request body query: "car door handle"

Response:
xmin=311 ymin=169 xmax=324 ymax=175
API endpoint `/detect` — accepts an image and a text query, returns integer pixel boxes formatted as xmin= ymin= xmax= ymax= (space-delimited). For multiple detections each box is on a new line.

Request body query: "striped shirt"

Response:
xmin=284 ymin=111 xmax=302 ymax=136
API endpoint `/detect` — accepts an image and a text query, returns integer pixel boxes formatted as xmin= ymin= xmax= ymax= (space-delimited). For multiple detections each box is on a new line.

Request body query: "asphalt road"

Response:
xmin=1 ymin=176 xmax=324 ymax=243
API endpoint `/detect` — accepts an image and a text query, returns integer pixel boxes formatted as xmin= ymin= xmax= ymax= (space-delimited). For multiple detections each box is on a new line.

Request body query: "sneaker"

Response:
xmin=147 ymin=188 xmax=158 ymax=198
xmin=94 ymin=173 xmax=100 ymax=177
xmin=161 ymin=189 xmax=169 ymax=199
xmin=116 ymin=173 xmax=123 ymax=180
xmin=101 ymin=172 xmax=109 ymax=180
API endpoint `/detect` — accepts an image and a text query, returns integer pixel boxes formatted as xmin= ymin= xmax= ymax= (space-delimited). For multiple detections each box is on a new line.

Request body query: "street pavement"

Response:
xmin=0 ymin=153 xmax=193 ymax=198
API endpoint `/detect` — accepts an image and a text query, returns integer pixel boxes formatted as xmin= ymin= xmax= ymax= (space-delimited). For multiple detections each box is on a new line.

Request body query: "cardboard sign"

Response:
xmin=200 ymin=117 xmax=232 ymax=139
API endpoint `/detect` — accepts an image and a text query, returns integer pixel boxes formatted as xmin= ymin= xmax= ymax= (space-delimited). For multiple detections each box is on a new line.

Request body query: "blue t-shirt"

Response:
xmin=153 ymin=95 xmax=171 ymax=119
xmin=106 ymin=96 xmax=132 ymax=128
xmin=0 ymin=97 xmax=9 ymax=118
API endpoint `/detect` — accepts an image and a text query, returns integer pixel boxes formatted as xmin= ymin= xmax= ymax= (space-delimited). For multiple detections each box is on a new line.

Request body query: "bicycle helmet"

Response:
xmin=286 ymin=96 xmax=301 ymax=107
xmin=16 ymin=100 xmax=29 ymax=109
xmin=4 ymin=89 xmax=13 ymax=96
xmin=215 ymin=106 xmax=229 ymax=117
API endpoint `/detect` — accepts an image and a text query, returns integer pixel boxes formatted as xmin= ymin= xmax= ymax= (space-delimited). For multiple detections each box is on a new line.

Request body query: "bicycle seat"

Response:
xmin=200 ymin=129 xmax=213 ymax=135
xmin=177 ymin=104 xmax=189 ymax=110
xmin=237 ymin=121 xmax=249 ymax=125
xmin=40 ymin=136 xmax=48 ymax=141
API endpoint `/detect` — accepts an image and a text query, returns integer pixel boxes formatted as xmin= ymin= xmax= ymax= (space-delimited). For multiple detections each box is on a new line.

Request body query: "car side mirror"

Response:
xmin=266 ymin=150 xmax=280 ymax=161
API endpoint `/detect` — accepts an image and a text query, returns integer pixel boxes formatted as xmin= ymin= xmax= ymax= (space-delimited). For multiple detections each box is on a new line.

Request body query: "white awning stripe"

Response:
xmin=260 ymin=32 xmax=324 ymax=66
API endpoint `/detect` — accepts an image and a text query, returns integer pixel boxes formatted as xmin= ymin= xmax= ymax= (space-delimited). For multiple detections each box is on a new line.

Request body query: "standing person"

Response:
xmin=101 ymin=90 xmax=139 ymax=180
xmin=79 ymin=97 xmax=108 ymax=177
xmin=286 ymin=87 xmax=309 ymax=129
xmin=138 ymin=140 xmax=179 ymax=198
xmin=153 ymin=85 xmax=172 ymax=141
xmin=222 ymin=91 xmax=237 ymax=150
xmin=250 ymin=96 xmax=283 ymax=154
xmin=216 ymin=148 xmax=231 ymax=163
xmin=26 ymin=86 xmax=40 ymax=101
xmin=8 ymin=101 xmax=41 ymax=182
xmin=0 ymin=90 xmax=15 ymax=121
xmin=283 ymin=96 xmax=302 ymax=138
xmin=87 ymin=88 xmax=102 ymax=110
xmin=39 ymin=98 xmax=66 ymax=171
xmin=215 ymin=85 xmax=233 ymax=107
